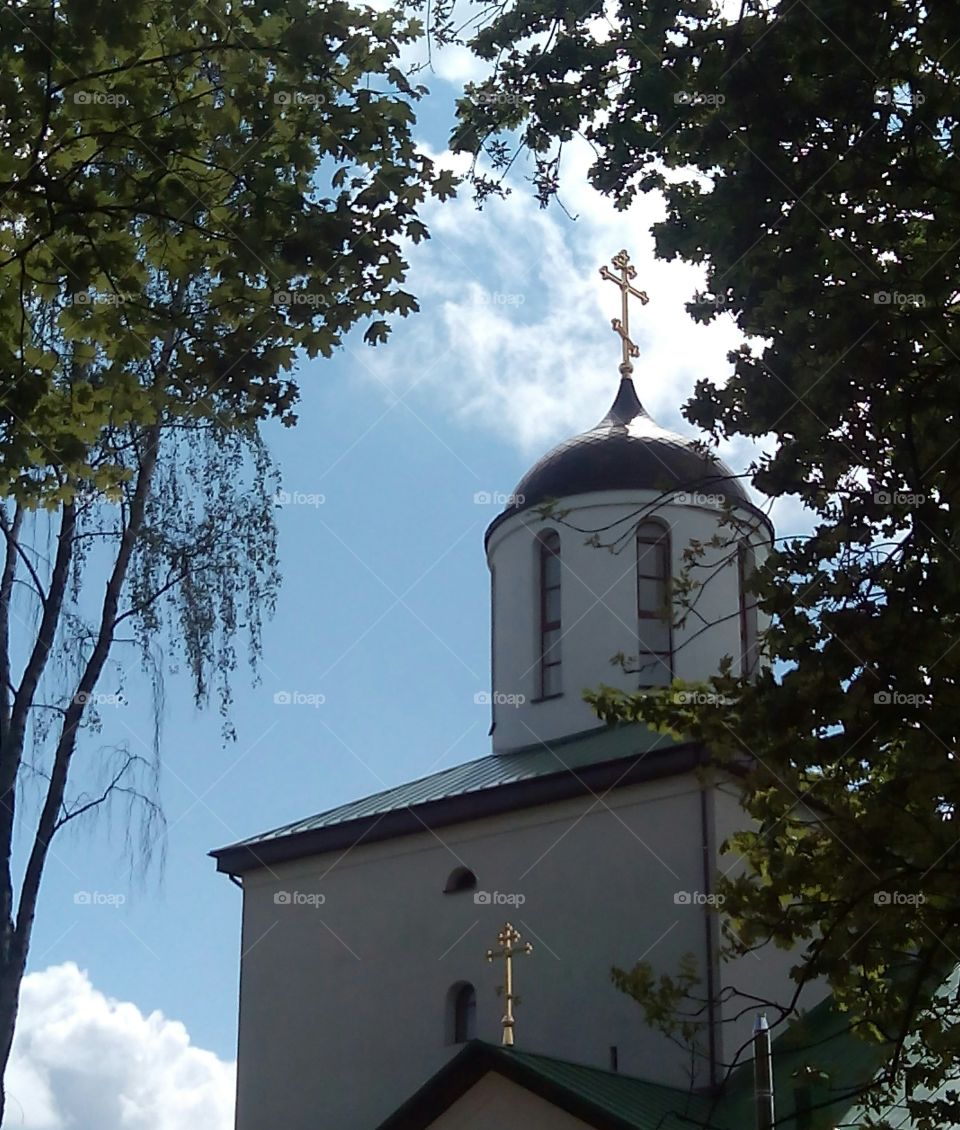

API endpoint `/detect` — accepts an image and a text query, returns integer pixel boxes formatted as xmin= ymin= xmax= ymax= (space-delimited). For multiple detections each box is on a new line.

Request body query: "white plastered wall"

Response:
xmin=234 ymin=774 xmax=721 ymax=1130
xmin=710 ymin=781 xmax=829 ymax=1078
xmin=428 ymin=1072 xmax=594 ymax=1130
xmin=487 ymin=490 xmax=771 ymax=752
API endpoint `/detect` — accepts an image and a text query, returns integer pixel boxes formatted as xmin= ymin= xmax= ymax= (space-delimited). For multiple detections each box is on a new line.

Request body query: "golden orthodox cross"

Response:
xmin=599 ymin=249 xmax=649 ymax=375
xmin=485 ymin=922 xmax=533 ymax=1047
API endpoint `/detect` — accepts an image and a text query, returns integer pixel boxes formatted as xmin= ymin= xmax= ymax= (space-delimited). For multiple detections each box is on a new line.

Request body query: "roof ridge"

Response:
xmin=219 ymin=727 xmax=656 ymax=852
xmin=211 ymin=727 xmax=699 ymax=872
xmin=495 ymin=1043 xmax=703 ymax=1097
xmin=223 ymin=749 xmax=503 ymax=847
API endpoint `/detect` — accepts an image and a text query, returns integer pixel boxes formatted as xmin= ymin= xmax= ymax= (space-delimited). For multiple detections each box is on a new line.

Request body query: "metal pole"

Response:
xmin=753 ymin=1012 xmax=775 ymax=1130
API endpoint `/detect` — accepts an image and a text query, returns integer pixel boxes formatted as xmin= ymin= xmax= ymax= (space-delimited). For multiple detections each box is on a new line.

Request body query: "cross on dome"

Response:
xmin=599 ymin=249 xmax=649 ymax=375
xmin=485 ymin=922 xmax=534 ymax=1047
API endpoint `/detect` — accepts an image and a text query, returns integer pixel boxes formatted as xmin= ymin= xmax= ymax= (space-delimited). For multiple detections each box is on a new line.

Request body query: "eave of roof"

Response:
xmin=373 ymin=1041 xmax=717 ymax=1130
xmin=210 ymin=725 xmax=703 ymax=877
xmin=374 ymin=997 xmax=898 ymax=1130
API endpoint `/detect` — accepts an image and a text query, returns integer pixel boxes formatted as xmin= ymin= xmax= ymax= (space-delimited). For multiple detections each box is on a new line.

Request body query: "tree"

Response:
xmin=450 ymin=0 xmax=960 ymax=1124
xmin=0 ymin=0 xmax=455 ymax=502
xmin=0 ymin=0 xmax=454 ymax=1116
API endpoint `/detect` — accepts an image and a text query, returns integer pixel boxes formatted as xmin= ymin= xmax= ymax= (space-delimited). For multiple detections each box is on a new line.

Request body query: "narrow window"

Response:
xmin=443 ymin=867 xmax=477 ymax=894
xmin=738 ymin=540 xmax=758 ymax=677
xmin=636 ymin=521 xmax=672 ymax=687
xmin=449 ymin=983 xmax=477 ymax=1043
xmin=538 ymin=531 xmax=562 ymax=698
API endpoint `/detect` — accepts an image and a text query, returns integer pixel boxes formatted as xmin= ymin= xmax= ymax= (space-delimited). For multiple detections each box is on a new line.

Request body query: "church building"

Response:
xmin=212 ymin=254 xmax=889 ymax=1129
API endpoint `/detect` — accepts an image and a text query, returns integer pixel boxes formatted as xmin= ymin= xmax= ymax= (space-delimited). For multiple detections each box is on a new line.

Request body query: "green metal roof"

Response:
xmin=720 ymin=992 xmax=959 ymax=1129
xmin=377 ymin=997 xmax=916 ymax=1130
xmin=496 ymin=1045 xmax=716 ymax=1129
xmin=503 ymin=1002 xmax=913 ymax=1130
xmin=375 ymin=1039 xmax=718 ymax=1130
xmin=719 ymin=996 xmax=887 ymax=1129
xmin=215 ymin=723 xmax=683 ymax=853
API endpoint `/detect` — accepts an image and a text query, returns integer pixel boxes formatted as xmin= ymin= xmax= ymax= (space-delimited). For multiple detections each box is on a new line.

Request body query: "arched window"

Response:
xmin=448 ymin=982 xmax=477 ymax=1044
xmin=636 ymin=521 xmax=672 ymax=687
xmin=538 ymin=531 xmax=562 ymax=698
xmin=443 ymin=867 xmax=477 ymax=894
xmin=738 ymin=540 xmax=758 ymax=677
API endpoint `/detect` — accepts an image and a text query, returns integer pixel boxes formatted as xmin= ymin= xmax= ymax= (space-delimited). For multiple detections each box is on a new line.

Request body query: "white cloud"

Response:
xmin=347 ymin=124 xmax=814 ymax=536
xmin=432 ymin=44 xmax=491 ymax=86
xmin=362 ymin=140 xmax=756 ymax=463
xmin=3 ymin=964 xmax=234 ymax=1130
xmin=346 ymin=11 xmax=786 ymax=513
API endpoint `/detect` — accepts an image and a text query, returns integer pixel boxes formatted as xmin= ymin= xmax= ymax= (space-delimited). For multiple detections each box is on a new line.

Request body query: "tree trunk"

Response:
xmin=0 ymin=930 xmax=26 ymax=1124
xmin=0 ymin=424 xmax=161 ymax=1117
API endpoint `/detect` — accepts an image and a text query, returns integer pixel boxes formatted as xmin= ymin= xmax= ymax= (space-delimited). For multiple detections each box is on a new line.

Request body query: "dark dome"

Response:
xmin=486 ymin=376 xmax=758 ymax=543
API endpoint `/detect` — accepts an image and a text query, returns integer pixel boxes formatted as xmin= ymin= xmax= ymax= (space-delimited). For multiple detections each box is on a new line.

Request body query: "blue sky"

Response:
xmin=5 ymin=42 xmax=806 ymax=1130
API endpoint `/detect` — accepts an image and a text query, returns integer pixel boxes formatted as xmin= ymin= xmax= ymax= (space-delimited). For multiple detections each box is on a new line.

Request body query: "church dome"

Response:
xmin=486 ymin=375 xmax=752 ymax=541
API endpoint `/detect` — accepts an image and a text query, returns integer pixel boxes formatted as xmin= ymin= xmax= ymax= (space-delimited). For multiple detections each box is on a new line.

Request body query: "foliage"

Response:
xmin=0 ymin=0 xmax=454 ymax=501
xmin=0 ymin=0 xmax=457 ymax=1116
xmin=450 ymin=0 xmax=960 ymax=1123
xmin=612 ymin=950 xmax=704 ymax=1048
xmin=0 ymin=412 xmax=282 ymax=1118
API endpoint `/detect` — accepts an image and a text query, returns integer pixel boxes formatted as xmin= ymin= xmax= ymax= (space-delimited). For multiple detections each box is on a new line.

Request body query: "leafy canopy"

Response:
xmin=0 ymin=0 xmax=457 ymax=1113
xmin=451 ymin=0 xmax=960 ymax=1124
xmin=0 ymin=0 xmax=455 ymax=501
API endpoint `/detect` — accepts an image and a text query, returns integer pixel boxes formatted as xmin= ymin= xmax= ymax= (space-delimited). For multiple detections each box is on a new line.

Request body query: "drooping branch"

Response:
xmin=14 ymin=424 xmax=159 ymax=958
xmin=5 ymin=502 xmax=77 ymax=765
xmin=0 ymin=499 xmax=77 ymax=969
xmin=53 ymin=749 xmax=164 ymax=836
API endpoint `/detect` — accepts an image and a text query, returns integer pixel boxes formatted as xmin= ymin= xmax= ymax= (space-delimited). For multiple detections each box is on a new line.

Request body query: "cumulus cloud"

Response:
xmin=352 ymin=130 xmax=814 ymax=532
xmin=359 ymin=140 xmax=757 ymax=454
xmin=2 ymin=964 xmax=233 ymax=1130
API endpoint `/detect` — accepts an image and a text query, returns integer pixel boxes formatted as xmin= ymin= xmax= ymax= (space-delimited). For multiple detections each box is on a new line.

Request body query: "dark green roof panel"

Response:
xmin=500 ymin=1045 xmax=715 ymax=1128
xmin=218 ymin=724 xmax=681 ymax=851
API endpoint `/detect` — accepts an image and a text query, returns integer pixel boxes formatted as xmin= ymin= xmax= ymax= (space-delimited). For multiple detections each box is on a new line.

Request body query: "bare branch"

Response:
xmin=0 ymin=507 xmax=23 ymax=740
xmin=15 ymin=425 xmax=158 ymax=953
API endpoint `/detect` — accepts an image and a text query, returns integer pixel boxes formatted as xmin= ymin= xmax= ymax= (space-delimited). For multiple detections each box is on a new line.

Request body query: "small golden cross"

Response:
xmin=599 ymin=249 xmax=649 ymax=375
xmin=485 ymin=922 xmax=533 ymax=1047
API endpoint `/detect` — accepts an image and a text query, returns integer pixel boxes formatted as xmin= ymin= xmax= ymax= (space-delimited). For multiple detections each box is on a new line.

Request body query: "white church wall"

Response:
xmin=488 ymin=490 xmax=771 ymax=752
xmin=709 ymin=782 xmax=830 ymax=1078
xmin=427 ymin=1072 xmax=594 ymax=1130
xmin=234 ymin=774 xmax=718 ymax=1130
